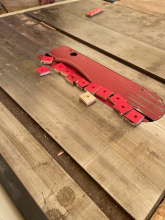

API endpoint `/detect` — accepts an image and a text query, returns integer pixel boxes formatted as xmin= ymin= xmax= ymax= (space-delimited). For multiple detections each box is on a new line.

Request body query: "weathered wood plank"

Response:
xmin=0 ymin=14 xmax=165 ymax=220
xmin=0 ymin=102 xmax=109 ymax=220
xmin=115 ymin=0 xmax=165 ymax=18
xmin=27 ymin=0 xmax=165 ymax=81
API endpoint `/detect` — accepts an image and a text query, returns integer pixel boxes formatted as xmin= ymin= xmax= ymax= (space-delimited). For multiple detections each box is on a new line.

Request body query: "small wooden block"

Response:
xmin=84 ymin=82 xmax=101 ymax=95
xmin=36 ymin=66 xmax=51 ymax=76
xmin=109 ymin=94 xmax=126 ymax=105
xmin=76 ymin=77 xmax=90 ymax=89
xmin=95 ymin=87 xmax=113 ymax=100
xmin=114 ymin=101 xmax=133 ymax=116
xmin=124 ymin=109 xmax=145 ymax=126
xmin=61 ymin=67 xmax=75 ymax=76
xmin=41 ymin=56 xmax=53 ymax=64
xmin=53 ymin=63 xmax=67 ymax=73
xmin=79 ymin=92 xmax=96 ymax=106
xmin=65 ymin=73 xmax=81 ymax=84
xmin=86 ymin=8 xmax=104 ymax=17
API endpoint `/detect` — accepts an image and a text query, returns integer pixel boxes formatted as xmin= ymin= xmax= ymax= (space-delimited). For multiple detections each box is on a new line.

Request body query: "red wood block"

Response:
xmin=109 ymin=94 xmax=126 ymax=105
xmin=53 ymin=63 xmax=67 ymax=73
xmin=86 ymin=8 xmax=104 ymax=17
xmin=61 ymin=67 xmax=75 ymax=76
xmin=95 ymin=87 xmax=113 ymax=100
xmin=114 ymin=101 xmax=133 ymax=116
xmin=76 ymin=77 xmax=90 ymax=89
xmin=84 ymin=82 xmax=101 ymax=95
xmin=41 ymin=56 xmax=53 ymax=64
xmin=65 ymin=73 xmax=81 ymax=84
xmin=36 ymin=66 xmax=51 ymax=76
xmin=124 ymin=109 xmax=145 ymax=126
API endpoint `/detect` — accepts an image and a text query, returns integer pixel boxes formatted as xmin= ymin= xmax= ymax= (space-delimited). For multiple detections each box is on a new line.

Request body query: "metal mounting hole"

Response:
xmin=70 ymin=52 xmax=77 ymax=56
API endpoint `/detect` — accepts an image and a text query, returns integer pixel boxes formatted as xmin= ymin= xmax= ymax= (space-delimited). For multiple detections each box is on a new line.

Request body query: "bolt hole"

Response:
xmin=70 ymin=52 xmax=77 ymax=56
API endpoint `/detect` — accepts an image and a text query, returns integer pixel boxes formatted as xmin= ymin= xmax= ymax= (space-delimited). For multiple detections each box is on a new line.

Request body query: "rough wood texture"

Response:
xmin=115 ymin=0 xmax=165 ymax=19
xmin=27 ymin=0 xmax=165 ymax=81
xmin=0 ymin=14 xmax=165 ymax=220
xmin=0 ymin=102 xmax=108 ymax=220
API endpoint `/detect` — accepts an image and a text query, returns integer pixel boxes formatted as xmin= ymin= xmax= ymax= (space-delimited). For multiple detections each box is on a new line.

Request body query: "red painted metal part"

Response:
xmin=44 ymin=46 xmax=165 ymax=121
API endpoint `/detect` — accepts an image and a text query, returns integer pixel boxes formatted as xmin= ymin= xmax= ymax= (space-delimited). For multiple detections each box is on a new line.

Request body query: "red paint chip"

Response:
xmin=41 ymin=56 xmax=53 ymax=64
xmin=65 ymin=73 xmax=81 ymax=84
xmin=36 ymin=66 xmax=51 ymax=76
xmin=61 ymin=67 xmax=75 ymax=76
xmin=95 ymin=87 xmax=113 ymax=100
xmin=53 ymin=63 xmax=67 ymax=73
xmin=109 ymin=94 xmax=126 ymax=105
xmin=86 ymin=8 xmax=104 ymax=17
xmin=84 ymin=82 xmax=101 ymax=95
xmin=114 ymin=101 xmax=133 ymax=116
xmin=124 ymin=109 xmax=145 ymax=126
xmin=76 ymin=78 xmax=90 ymax=89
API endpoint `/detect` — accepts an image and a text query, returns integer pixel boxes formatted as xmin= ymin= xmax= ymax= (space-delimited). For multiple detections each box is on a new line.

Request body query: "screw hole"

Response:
xmin=92 ymin=86 xmax=95 ymax=88
xmin=134 ymin=115 xmax=137 ymax=118
xmin=70 ymin=52 xmax=77 ymax=56
xmin=121 ymin=106 xmax=125 ymax=108
xmin=103 ymin=90 xmax=106 ymax=93
xmin=117 ymin=97 xmax=120 ymax=99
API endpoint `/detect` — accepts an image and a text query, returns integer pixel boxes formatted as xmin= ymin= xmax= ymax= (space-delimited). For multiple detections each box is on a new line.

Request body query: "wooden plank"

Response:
xmin=0 ymin=102 xmax=109 ymax=220
xmin=0 ymin=14 xmax=165 ymax=220
xmin=115 ymin=0 xmax=165 ymax=19
xmin=26 ymin=0 xmax=165 ymax=81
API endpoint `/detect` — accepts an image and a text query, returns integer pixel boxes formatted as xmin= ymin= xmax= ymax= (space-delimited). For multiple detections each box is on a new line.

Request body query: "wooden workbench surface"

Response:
xmin=0 ymin=2 xmax=165 ymax=220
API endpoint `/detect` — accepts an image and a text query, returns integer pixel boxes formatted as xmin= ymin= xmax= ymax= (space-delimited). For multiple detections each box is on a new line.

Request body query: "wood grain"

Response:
xmin=115 ymin=0 xmax=165 ymax=19
xmin=0 ymin=102 xmax=109 ymax=220
xmin=0 ymin=14 xmax=165 ymax=220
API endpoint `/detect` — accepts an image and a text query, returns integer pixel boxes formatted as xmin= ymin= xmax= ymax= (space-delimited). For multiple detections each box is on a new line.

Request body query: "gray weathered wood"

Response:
xmin=27 ymin=0 xmax=165 ymax=81
xmin=0 ymin=14 xmax=165 ymax=220
xmin=0 ymin=102 xmax=109 ymax=220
